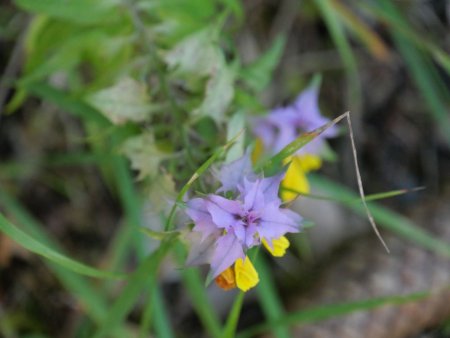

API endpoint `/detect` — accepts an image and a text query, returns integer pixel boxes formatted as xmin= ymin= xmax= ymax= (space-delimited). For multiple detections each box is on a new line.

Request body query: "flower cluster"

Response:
xmin=185 ymin=154 xmax=302 ymax=291
xmin=252 ymin=82 xmax=337 ymax=200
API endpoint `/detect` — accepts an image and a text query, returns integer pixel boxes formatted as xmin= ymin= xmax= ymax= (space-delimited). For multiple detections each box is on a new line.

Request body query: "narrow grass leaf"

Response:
xmin=314 ymin=0 xmax=362 ymax=112
xmin=283 ymin=186 xmax=424 ymax=203
xmin=309 ymin=175 xmax=450 ymax=257
xmin=329 ymin=0 xmax=391 ymax=61
xmin=152 ymin=285 xmax=175 ymax=338
xmin=375 ymin=0 xmax=450 ymax=143
xmin=255 ymin=255 xmax=291 ymax=338
xmin=175 ymin=244 xmax=222 ymax=338
xmin=221 ymin=292 xmax=245 ymax=338
xmin=0 ymin=213 xmax=124 ymax=279
xmin=237 ymin=291 xmax=429 ymax=338
xmin=0 ymin=191 xmax=114 ymax=328
xmin=92 ymin=241 xmax=172 ymax=338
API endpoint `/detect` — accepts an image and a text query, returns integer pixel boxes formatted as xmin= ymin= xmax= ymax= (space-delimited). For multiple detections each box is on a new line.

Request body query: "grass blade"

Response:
xmin=375 ymin=0 xmax=450 ymax=143
xmin=309 ymin=175 xmax=450 ymax=257
xmin=151 ymin=285 xmax=175 ymax=338
xmin=255 ymin=255 xmax=291 ymax=338
xmin=221 ymin=292 xmax=245 ymax=338
xmin=237 ymin=290 xmax=430 ymax=338
xmin=0 ymin=212 xmax=124 ymax=279
xmin=313 ymin=0 xmax=362 ymax=111
xmin=0 ymin=191 xmax=113 ymax=327
xmin=92 ymin=240 xmax=172 ymax=338
xmin=175 ymin=243 xmax=222 ymax=338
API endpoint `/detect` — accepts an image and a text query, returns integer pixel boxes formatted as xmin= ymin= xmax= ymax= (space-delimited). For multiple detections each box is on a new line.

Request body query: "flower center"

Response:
xmin=240 ymin=210 xmax=259 ymax=227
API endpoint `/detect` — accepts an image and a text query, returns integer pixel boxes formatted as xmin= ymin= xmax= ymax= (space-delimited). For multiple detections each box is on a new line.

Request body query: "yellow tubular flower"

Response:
xmin=215 ymin=266 xmax=236 ymax=291
xmin=281 ymin=154 xmax=322 ymax=201
xmin=235 ymin=257 xmax=259 ymax=292
xmin=262 ymin=236 xmax=290 ymax=257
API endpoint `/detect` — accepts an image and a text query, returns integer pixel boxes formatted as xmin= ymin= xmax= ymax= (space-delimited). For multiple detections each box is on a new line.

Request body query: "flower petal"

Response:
xmin=280 ymin=157 xmax=310 ymax=201
xmin=235 ymin=257 xmax=259 ymax=292
xmin=262 ymin=236 xmax=290 ymax=257
xmin=216 ymin=149 xmax=255 ymax=193
xmin=243 ymin=178 xmax=264 ymax=211
xmin=215 ymin=266 xmax=236 ymax=290
xmin=206 ymin=195 xmax=242 ymax=229
xmin=209 ymin=232 xmax=245 ymax=279
xmin=186 ymin=198 xmax=211 ymax=223
xmin=185 ymin=232 xmax=218 ymax=266
xmin=258 ymin=203 xmax=301 ymax=240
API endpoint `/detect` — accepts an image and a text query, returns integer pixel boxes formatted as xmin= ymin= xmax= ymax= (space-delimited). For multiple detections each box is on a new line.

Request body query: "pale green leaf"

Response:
xmin=121 ymin=132 xmax=170 ymax=180
xmin=164 ymin=28 xmax=222 ymax=76
xmin=87 ymin=78 xmax=154 ymax=125
xmin=194 ymin=64 xmax=235 ymax=124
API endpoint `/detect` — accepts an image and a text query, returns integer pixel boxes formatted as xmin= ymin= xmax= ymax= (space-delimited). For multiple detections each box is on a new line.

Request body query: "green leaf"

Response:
xmin=194 ymin=64 xmax=235 ymax=124
xmin=121 ymin=132 xmax=171 ymax=180
xmin=14 ymin=0 xmax=114 ymax=25
xmin=0 ymin=213 xmax=124 ymax=279
xmin=87 ymin=78 xmax=156 ymax=125
xmin=225 ymin=111 xmax=246 ymax=163
xmin=240 ymin=35 xmax=286 ymax=92
xmin=164 ymin=28 xmax=222 ymax=76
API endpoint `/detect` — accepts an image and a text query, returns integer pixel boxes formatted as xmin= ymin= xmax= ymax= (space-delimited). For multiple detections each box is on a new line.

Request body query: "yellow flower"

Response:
xmin=215 ymin=256 xmax=259 ymax=292
xmin=262 ymin=236 xmax=290 ymax=257
xmin=281 ymin=154 xmax=322 ymax=201
xmin=235 ymin=257 xmax=259 ymax=292
xmin=215 ymin=266 xmax=236 ymax=291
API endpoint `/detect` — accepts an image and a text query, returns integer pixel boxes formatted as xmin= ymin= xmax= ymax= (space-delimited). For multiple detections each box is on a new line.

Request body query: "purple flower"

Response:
xmin=252 ymin=83 xmax=337 ymax=156
xmin=185 ymin=173 xmax=302 ymax=279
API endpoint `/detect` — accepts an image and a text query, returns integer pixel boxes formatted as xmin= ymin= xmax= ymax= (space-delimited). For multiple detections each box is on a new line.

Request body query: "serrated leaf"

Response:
xmin=121 ymin=133 xmax=170 ymax=180
xmin=193 ymin=64 xmax=235 ymax=124
xmin=164 ymin=29 xmax=222 ymax=76
xmin=87 ymin=78 xmax=154 ymax=125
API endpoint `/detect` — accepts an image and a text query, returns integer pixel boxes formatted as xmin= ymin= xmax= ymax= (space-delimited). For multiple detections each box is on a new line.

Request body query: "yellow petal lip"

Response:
xmin=235 ymin=257 xmax=259 ymax=292
xmin=262 ymin=236 xmax=290 ymax=257
xmin=281 ymin=154 xmax=322 ymax=201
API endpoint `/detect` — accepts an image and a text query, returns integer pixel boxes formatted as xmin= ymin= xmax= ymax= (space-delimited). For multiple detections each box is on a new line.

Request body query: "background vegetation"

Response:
xmin=0 ymin=0 xmax=449 ymax=337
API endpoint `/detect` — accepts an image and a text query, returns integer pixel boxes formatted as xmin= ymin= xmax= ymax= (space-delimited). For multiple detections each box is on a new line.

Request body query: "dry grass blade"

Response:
xmin=344 ymin=112 xmax=390 ymax=252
